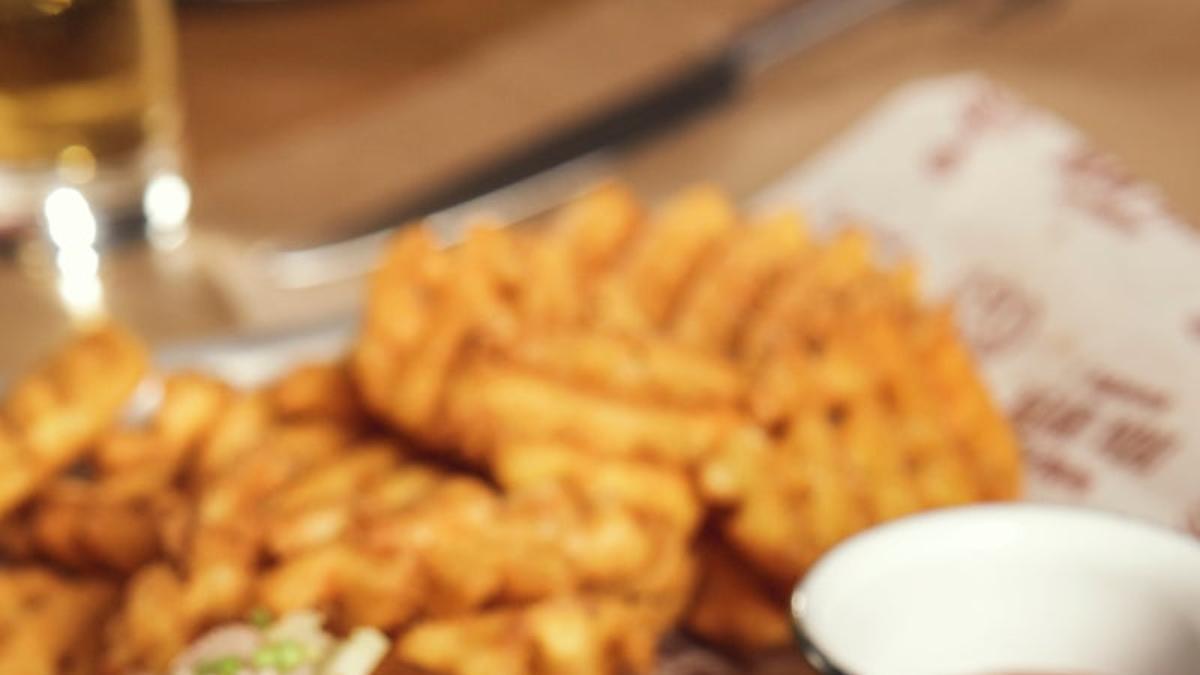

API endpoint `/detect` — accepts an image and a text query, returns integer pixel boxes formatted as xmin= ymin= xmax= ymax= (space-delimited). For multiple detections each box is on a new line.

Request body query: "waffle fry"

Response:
xmin=0 ymin=568 xmax=116 ymax=675
xmin=685 ymin=538 xmax=792 ymax=653
xmin=0 ymin=324 xmax=146 ymax=519
xmin=0 ymin=183 xmax=1021 ymax=673
xmin=0 ymin=472 xmax=171 ymax=574
xmin=493 ymin=440 xmax=701 ymax=533
xmin=102 ymin=388 xmax=695 ymax=673
xmin=354 ymin=185 xmax=748 ymax=465
xmin=253 ymin=454 xmax=692 ymax=622
xmin=267 ymin=361 xmax=369 ymax=429
xmin=357 ymin=184 xmax=1022 ymax=653
xmin=0 ymin=369 xmax=329 ymax=575
xmin=394 ymin=587 xmax=692 ymax=675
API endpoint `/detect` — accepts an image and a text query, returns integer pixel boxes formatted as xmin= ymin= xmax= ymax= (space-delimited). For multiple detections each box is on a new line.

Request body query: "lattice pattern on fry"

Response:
xmin=0 ymin=568 xmax=116 ymax=675
xmin=101 ymin=374 xmax=696 ymax=674
xmin=0 ymin=364 xmax=370 ymax=576
xmin=355 ymin=183 xmax=1023 ymax=653
xmin=353 ymin=184 xmax=749 ymax=469
xmin=0 ymin=324 xmax=146 ymax=519
xmin=0 ymin=183 xmax=1022 ymax=673
xmin=0 ymin=468 xmax=176 ymax=574
xmin=95 ymin=365 xmax=385 ymax=673
xmin=684 ymin=537 xmax=792 ymax=654
xmin=694 ymin=232 xmax=1019 ymax=649
xmin=698 ymin=231 xmax=1021 ymax=593
xmin=393 ymin=585 xmax=693 ymax=675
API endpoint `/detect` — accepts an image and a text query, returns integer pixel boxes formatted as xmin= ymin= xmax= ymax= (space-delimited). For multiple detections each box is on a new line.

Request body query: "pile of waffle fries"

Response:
xmin=0 ymin=184 xmax=1021 ymax=674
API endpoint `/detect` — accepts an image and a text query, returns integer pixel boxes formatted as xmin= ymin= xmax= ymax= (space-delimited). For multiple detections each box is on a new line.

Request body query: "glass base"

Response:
xmin=0 ymin=143 xmax=191 ymax=255
xmin=0 ymin=143 xmax=191 ymax=321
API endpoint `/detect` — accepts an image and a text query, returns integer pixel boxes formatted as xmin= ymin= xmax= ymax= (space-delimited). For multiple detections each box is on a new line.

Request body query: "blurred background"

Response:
xmin=0 ymin=0 xmax=1196 ymax=373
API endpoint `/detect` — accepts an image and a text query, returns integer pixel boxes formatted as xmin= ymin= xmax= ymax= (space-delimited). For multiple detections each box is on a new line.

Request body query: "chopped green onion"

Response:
xmin=197 ymin=655 xmax=242 ymax=675
xmin=276 ymin=640 xmax=306 ymax=670
xmin=251 ymin=639 xmax=308 ymax=672
xmin=249 ymin=607 xmax=274 ymax=629
xmin=252 ymin=644 xmax=278 ymax=668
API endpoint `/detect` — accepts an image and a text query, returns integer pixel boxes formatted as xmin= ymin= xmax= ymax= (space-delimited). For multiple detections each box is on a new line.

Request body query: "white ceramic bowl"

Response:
xmin=791 ymin=504 xmax=1200 ymax=675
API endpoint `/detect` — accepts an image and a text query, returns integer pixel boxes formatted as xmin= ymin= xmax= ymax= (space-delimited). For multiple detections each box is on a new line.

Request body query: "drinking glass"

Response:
xmin=0 ymin=0 xmax=190 ymax=315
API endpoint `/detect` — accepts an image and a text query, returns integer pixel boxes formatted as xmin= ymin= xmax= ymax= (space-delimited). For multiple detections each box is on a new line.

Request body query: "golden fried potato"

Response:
xmin=1 ymin=370 xmax=325 ymax=576
xmin=0 ymin=183 xmax=1021 ymax=674
xmin=103 ymin=529 xmax=260 ymax=673
xmin=395 ymin=592 xmax=689 ymax=675
xmin=146 ymin=372 xmax=232 ymax=466
xmin=10 ymin=476 xmax=167 ymax=574
xmin=353 ymin=186 xmax=748 ymax=471
xmin=493 ymin=441 xmax=701 ymax=533
xmin=0 ymin=568 xmax=116 ymax=675
xmin=106 ymin=431 xmax=695 ymax=674
xmin=687 ymin=226 xmax=1020 ymax=649
xmin=2 ymin=366 xmax=341 ymax=576
xmin=602 ymin=184 xmax=736 ymax=328
xmin=355 ymin=183 xmax=1022 ymax=656
xmin=685 ymin=538 xmax=792 ymax=654
xmin=669 ymin=211 xmax=808 ymax=353
xmin=502 ymin=331 xmax=742 ymax=407
xmin=0 ymin=324 xmax=146 ymax=518
xmin=445 ymin=362 xmax=738 ymax=465
xmin=266 ymin=360 xmax=368 ymax=428
xmin=104 ymin=564 xmax=192 ymax=673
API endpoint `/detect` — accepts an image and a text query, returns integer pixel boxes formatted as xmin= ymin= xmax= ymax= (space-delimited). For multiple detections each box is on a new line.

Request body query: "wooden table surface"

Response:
xmin=1 ymin=0 xmax=1197 ymax=373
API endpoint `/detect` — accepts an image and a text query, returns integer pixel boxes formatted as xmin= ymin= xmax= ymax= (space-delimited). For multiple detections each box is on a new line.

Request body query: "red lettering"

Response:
xmin=928 ymin=145 xmax=961 ymax=175
xmin=1059 ymin=144 xmax=1168 ymax=236
xmin=1062 ymin=146 xmax=1137 ymax=191
xmin=955 ymin=271 xmax=1039 ymax=355
xmin=1024 ymin=446 xmax=1092 ymax=493
xmin=1088 ymin=371 xmax=1170 ymax=411
xmin=927 ymin=86 xmax=1024 ymax=178
xmin=1099 ymin=419 xmax=1175 ymax=473
xmin=1011 ymin=389 xmax=1093 ymax=440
